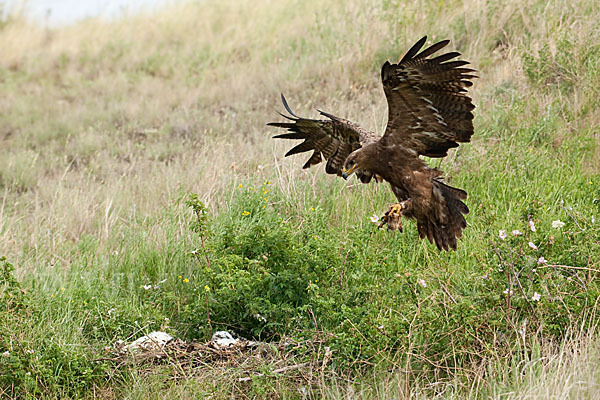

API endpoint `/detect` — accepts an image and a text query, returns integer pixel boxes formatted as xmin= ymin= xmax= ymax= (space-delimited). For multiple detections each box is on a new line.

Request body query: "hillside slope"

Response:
xmin=1 ymin=0 xmax=599 ymax=398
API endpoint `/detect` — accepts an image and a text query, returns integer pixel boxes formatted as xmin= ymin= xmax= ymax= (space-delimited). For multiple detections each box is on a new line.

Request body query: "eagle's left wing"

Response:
xmin=380 ymin=36 xmax=477 ymax=157
xmin=268 ymin=94 xmax=379 ymax=182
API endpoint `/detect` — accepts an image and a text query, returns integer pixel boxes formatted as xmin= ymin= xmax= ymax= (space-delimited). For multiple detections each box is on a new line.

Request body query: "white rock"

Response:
xmin=124 ymin=331 xmax=173 ymax=352
xmin=211 ymin=331 xmax=238 ymax=347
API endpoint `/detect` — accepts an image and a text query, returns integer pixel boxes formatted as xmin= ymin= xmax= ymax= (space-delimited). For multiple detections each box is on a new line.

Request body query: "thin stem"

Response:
xmin=205 ymin=293 xmax=212 ymax=335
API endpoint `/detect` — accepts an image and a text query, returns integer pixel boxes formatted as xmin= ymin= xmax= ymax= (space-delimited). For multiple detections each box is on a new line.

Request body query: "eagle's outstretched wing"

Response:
xmin=380 ymin=36 xmax=477 ymax=157
xmin=268 ymin=94 xmax=378 ymax=182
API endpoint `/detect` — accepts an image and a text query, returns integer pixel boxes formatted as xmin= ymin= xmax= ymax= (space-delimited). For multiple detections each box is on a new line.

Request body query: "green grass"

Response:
xmin=1 ymin=0 xmax=599 ymax=398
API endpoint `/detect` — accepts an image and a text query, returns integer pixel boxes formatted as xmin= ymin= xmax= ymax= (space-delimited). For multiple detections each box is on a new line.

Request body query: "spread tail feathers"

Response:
xmin=417 ymin=180 xmax=469 ymax=251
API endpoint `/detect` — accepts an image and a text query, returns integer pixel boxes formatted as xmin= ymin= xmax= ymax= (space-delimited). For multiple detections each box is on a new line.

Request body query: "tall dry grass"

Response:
xmin=2 ymin=0 xmax=597 ymax=268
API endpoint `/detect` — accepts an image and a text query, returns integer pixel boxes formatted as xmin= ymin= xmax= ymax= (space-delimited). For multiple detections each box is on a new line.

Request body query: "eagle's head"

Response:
xmin=341 ymin=144 xmax=378 ymax=180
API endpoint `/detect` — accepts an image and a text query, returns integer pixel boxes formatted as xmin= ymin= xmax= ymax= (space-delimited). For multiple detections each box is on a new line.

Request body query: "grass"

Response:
xmin=1 ymin=0 xmax=599 ymax=398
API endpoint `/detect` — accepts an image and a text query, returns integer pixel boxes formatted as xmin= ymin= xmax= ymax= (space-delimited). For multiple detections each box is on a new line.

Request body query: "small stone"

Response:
xmin=122 ymin=331 xmax=173 ymax=353
xmin=211 ymin=331 xmax=238 ymax=347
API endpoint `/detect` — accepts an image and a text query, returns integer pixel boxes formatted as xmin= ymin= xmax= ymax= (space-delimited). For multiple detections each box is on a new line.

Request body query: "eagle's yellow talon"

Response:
xmin=378 ymin=202 xmax=405 ymax=232
xmin=389 ymin=203 xmax=404 ymax=216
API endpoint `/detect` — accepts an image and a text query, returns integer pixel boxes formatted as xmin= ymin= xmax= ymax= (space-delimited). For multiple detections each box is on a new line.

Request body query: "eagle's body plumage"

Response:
xmin=268 ymin=37 xmax=477 ymax=251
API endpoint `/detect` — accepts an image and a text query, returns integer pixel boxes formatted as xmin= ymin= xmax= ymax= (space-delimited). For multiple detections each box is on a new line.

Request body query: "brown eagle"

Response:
xmin=268 ymin=36 xmax=477 ymax=251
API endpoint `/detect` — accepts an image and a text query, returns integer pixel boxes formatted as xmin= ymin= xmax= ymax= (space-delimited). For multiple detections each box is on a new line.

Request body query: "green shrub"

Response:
xmin=170 ymin=182 xmax=600 ymax=374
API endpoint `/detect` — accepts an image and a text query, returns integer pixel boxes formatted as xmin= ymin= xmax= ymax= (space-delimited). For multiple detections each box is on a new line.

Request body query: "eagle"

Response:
xmin=268 ymin=36 xmax=477 ymax=251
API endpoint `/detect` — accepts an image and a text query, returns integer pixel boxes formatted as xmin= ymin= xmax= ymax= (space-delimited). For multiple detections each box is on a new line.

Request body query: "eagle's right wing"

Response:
xmin=380 ymin=36 xmax=477 ymax=157
xmin=268 ymin=94 xmax=378 ymax=181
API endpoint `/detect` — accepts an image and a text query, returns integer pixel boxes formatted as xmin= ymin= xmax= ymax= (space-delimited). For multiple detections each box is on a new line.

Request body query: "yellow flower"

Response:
xmin=242 ymin=210 xmax=250 ymax=216
xmin=178 ymin=275 xmax=182 ymax=279
xmin=61 ymin=287 xmax=65 ymax=292
xmin=266 ymin=181 xmax=271 ymax=185
xmin=238 ymin=184 xmax=243 ymax=189
xmin=204 ymin=285 xmax=210 ymax=292
xmin=183 ymin=278 xmax=189 ymax=283
xmin=50 ymin=294 xmax=54 ymax=298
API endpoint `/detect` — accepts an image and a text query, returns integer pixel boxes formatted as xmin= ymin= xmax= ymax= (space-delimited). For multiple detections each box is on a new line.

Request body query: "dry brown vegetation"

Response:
xmin=1 ymin=0 xmax=598 ymax=262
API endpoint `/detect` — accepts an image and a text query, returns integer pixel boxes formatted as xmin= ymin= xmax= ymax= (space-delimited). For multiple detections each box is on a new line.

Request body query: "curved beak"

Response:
xmin=341 ymin=164 xmax=358 ymax=180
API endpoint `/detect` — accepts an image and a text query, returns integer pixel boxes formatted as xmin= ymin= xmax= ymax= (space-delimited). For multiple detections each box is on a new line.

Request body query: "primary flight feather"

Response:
xmin=268 ymin=36 xmax=477 ymax=251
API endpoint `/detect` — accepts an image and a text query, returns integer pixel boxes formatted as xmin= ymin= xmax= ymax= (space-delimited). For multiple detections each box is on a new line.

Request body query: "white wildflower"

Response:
xmin=512 ymin=230 xmax=522 ymax=236
xmin=528 ymin=220 xmax=536 ymax=232
xmin=143 ymin=284 xmax=152 ymax=290
xmin=532 ymin=292 xmax=541 ymax=301
xmin=252 ymin=313 xmax=264 ymax=322
xmin=592 ymin=216 xmax=596 ymax=224
xmin=417 ymin=279 xmax=427 ymax=288
xmin=528 ymin=242 xmax=538 ymax=250
xmin=552 ymin=220 xmax=565 ymax=229
xmin=503 ymin=288 xmax=514 ymax=295
xmin=499 ymin=230 xmax=507 ymax=240
xmin=2 ymin=351 xmax=9 ymax=357
xmin=254 ymin=314 xmax=267 ymax=323
xmin=537 ymin=256 xmax=547 ymax=265
xmin=370 ymin=214 xmax=380 ymax=224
